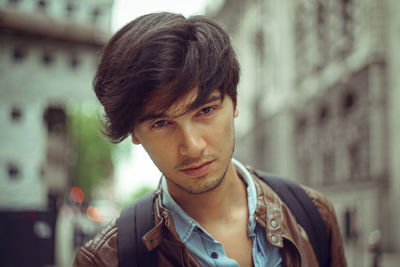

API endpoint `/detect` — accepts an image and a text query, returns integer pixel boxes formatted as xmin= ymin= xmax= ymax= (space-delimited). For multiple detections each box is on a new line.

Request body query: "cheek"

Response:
xmin=142 ymin=137 xmax=176 ymax=168
xmin=209 ymin=116 xmax=234 ymax=145
xmin=219 ymin=115 xmax=234 ymax=134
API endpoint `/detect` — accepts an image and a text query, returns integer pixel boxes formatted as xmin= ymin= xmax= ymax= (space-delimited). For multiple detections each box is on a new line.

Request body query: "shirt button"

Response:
xmin=211 ymin=252 xmax=219 ymax=259
xmin=270 ymin=219 xmax=279 ymax=228
xmin=271 ymin=235 xmax=279 ymax=243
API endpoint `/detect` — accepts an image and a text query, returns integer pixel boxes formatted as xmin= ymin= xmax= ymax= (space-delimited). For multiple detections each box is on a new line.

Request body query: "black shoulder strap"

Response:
xmin=117 ymin=191 xmax=157 ymax=267
xmin=255 ymin=170 xmax=330 ymax=267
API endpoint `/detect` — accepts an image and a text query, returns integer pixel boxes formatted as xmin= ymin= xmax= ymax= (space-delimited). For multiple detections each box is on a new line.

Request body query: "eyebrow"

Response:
xmin=139 ymin=94 xmax=223 ymax=123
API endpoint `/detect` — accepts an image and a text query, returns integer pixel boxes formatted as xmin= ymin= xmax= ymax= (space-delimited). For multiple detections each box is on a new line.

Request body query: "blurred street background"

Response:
xmin=1 ymin=0 xmax=399 ymax=266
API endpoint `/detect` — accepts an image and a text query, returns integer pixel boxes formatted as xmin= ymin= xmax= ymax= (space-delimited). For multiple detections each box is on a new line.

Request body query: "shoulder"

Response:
xmin=301 ymin=185 xmax=347 ymax=266
xmin=300 ymin=185 xmax=338 ymax=233
xmin=251 ymin=169 xmax=347 ymax=265
xmin=73 ymin=218 xmax=118 ymax=267
xmin=250 ymin=167 xmax=339 ymax=233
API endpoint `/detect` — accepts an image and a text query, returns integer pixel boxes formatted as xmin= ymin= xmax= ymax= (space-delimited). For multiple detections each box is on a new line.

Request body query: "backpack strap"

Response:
xmin=254 ymin=170 xmax=330 ymax=267
xmin=117 ymin=191 xmax=157 ymax=267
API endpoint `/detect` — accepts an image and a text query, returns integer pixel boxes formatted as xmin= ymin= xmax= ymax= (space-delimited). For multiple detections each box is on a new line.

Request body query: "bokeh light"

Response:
xmin=69 ymin=186 xmax=85 ymax=204
xmin=86 ymin=206 xmax=103 ymax=223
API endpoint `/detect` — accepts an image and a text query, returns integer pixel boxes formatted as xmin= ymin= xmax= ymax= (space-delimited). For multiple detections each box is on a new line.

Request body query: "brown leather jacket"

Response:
xmin=74 ymin=172 xmax=347 ymax=267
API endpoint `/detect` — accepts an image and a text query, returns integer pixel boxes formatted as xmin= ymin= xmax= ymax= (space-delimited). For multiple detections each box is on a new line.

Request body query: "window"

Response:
xmin=318 ymin=104 xmax=330 ymax=125
xmin=12 ymin=46 xmax=27 ymax=62
xmin=300 ymin=158 xmax=311 ymax=185
xmin=344 ymin=208 xmax=359 ymax=243
xmin=294 ymin=3 xmax=306 ymax=44
xmin=322 ymin=151 xmax=335 ymax=184
xmin=92 ymin=7 xmax=101 ymax=23
xmin=42 ymin=51 xmax=54 ymax=66
xmin=316 ymin=0 xmax=328 ymax=69
xmin=254 ymin=29 xmax=265 ymax=59
xmin=348 ymin=142 xmax=361 ymax=180
xmin=296 ymin=116 xmax=308 ymax=134
xmin=8 ymin=163 xmax=20 ymax=180
xmin=294 ymin=3 xmax=307 ymax=79
xmin=69 ymin=55 xmax=80 ymax=70
xmin=342 ymin=0 xmax=353 ymax=33
xmin=341 ymin=0 xmax=354 ymax=54
xmin=40 ymin=165 xmax=45 ymax=179
xmin=37 ymin=0 xmax=47 ymax=11
xmin=254 ymin=128 xmax=267 ymax=169
xmin=66 ymin=3 xmax=76 ymax=17
xmin=43 ymin=106 xmax=67 ymax=134
xmin=10 ymin=106 xmax=22 ymax=122
xmin=342 ymin=90 xmax=356 ymax=116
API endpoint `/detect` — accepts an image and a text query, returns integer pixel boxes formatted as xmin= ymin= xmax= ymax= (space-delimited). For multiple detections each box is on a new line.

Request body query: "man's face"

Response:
xmin=132 ymin=88 xmax=238 ymax=196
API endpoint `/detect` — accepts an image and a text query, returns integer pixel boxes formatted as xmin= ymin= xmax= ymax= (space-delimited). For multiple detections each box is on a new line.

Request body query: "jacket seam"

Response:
xmin=78 ymin=246 xmax=99 ymax=266
xmin=92 ymin=226 xmax=118 ymax=255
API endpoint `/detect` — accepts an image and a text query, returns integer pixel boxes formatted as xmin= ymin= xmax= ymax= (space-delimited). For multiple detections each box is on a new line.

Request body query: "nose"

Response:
xmin=178 ymin=124 xmax=206 ymax=157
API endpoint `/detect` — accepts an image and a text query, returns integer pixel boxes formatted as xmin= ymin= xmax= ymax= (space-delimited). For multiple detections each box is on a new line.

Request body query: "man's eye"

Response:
xmin=200 ymin=107 xmax=215 ymax=115
xmin=152 ymin=120 xmax=168 ymax=128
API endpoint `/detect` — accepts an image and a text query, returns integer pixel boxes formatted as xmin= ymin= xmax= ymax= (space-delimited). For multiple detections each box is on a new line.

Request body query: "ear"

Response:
xmin=234 ymin=108 xmax=239 ymax=118
xmin=131 ymin=133 xmax=141 ymax=145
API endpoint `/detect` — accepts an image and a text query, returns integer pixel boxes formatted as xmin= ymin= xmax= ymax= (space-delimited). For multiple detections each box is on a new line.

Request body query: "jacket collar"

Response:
xmin=141 ymin=187 xmax=182 ymax=251
xmin=253 ymin=172 xmax=284 ymax=248
xmin=141 ymin=167 xmax=295 ymax=252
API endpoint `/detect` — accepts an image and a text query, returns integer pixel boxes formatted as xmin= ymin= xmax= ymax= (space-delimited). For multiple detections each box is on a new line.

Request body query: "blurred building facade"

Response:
xmin=0 ymin=0 xmax=112 ymax=266
xmin=209 ymin=0 xmax=400 ymax=265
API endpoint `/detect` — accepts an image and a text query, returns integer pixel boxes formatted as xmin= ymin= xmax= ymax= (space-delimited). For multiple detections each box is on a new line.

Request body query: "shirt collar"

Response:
xmin=161 ymin=158 xmax=258 ymax=243
xmin=232 ymin=158 xmax=258 ymax=235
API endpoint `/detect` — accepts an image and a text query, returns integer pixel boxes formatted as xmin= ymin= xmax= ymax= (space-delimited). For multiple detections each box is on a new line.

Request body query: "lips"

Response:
xmin=180 ymin=160 xmax=215 ymax=177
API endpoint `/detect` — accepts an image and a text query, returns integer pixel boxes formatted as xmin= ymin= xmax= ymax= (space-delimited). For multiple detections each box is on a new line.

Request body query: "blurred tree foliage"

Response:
xmin=68 ymin=105 xmax=114 ymax=202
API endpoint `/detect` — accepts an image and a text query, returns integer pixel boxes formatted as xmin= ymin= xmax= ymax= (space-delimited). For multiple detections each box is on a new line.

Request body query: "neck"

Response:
xmin=166 ymin=161 xmax=248 ymax=226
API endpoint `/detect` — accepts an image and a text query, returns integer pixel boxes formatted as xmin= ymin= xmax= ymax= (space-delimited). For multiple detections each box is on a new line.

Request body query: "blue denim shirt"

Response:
xmin=161 ymin=158 xmax=282 ymax=266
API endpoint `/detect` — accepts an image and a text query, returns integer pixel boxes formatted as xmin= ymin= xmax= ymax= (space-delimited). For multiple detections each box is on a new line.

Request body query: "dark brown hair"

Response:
xmin=94 ymin=12 xmax=240 ymax=143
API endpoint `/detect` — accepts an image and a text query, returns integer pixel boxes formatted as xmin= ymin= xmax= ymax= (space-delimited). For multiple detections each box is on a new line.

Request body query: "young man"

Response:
xmin=74 ymin=12 xmax=347 ymax=267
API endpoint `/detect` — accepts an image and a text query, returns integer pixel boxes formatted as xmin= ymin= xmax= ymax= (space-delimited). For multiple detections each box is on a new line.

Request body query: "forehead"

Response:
xmin=139 ymin=88 xmax=221 ymax=122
